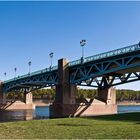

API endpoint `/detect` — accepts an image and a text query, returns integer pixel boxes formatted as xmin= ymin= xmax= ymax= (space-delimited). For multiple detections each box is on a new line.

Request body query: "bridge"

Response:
xmin=1 ymin=42 xmax=140 ymax=117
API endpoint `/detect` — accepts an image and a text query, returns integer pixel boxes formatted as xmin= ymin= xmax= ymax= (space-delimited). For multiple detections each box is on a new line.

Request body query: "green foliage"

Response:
xmin=32 ymin=89 xmax=55 ymax=100
xmin=76 ymin=88 xmax=140 ymax=101
xmin=76 ymin=89 xmax=97 ymax=99
xmin=6 ymin=88 xmax=140 ymax=101
xmin=6 ymin=91 xmax=23 ymax=100
xmin=116 ymin=89 xmax=140 ymax=101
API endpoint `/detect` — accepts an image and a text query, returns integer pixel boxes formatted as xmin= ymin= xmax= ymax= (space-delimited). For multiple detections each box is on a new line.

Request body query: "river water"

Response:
xmin=0 ymin=105 xmax=140 ymax=122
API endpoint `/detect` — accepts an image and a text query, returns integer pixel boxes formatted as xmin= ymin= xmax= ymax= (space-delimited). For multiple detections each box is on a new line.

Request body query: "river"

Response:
xmin=0 ymin=105 xmax=140 ymax=122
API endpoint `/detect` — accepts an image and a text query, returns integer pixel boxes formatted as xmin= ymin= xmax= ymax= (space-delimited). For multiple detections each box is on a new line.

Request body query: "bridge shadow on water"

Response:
xmin=0 ymin=109 xmax=34 ymax=123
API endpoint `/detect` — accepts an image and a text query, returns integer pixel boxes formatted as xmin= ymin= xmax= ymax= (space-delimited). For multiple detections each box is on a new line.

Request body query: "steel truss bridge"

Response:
xmin=3 ymin=42 xmax=140 ymax=92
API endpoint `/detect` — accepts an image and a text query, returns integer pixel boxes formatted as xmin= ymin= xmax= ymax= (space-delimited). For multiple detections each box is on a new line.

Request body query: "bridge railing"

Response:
xmin=69 ymin=43 xmax=139 ymax=66
xmin=4 ymin=43 xmax=140 ymax=83
xmin=69 ymin=59 xmax=81 ymax=67
xmin=4 ymin=65 xmax=58 ymax=84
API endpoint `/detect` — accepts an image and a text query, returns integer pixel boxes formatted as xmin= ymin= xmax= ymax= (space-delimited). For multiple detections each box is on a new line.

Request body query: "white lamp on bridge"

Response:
xmin=80 ymin=39 xmax=86 ymax=64
xmin=14 ymin=67 xmax=17 ymax=78
xmin=138 ymin=41 xmax=140 ymax=47
xmin=28 ymin=61 xmax=32 ymax=74
xmin=4 ymin=72 xmax=6 ymax=81
xmin=49 ymin=52 xmax=54 ymax=70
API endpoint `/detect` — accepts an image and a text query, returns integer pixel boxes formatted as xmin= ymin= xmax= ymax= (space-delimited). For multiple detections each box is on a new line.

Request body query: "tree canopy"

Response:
xmin=6 ymin=88 xmax=140 ymax=102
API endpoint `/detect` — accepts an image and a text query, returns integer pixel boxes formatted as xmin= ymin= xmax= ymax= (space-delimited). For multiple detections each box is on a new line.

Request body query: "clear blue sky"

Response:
xmin=0 ymin=1 xmax=140 ymax=90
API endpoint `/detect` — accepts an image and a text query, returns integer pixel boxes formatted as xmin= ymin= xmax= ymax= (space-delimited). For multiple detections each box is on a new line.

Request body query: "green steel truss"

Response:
xmin=3 ymin=42 xmax=140 ymax=92
xmin=4 ymin=70 xmax=58 ymax=92
xmin=70 ymin=49 xmax=140 ymax=89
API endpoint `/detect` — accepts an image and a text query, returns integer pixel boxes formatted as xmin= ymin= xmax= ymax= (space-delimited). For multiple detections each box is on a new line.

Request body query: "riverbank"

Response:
xmin=0 ymin=112 xmax=139 ymax=139
xmin=33 ymin=99 xmax=53 ymax=106
xmin=3 ymin=99 xmax=140 ymax=110
xmin=34 ymin=101 xmax=140 ymax=106
xmin=117 ymin=101 xmax=140 ymax=105
xmin=33 ymin=99 xmax=140 ymax=106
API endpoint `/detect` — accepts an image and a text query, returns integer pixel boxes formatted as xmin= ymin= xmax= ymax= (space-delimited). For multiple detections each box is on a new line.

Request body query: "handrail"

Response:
xmin=69 ymin=43 xmax=139 ymax=66
xmin=4 ymin=65 xmax=58 ymax=84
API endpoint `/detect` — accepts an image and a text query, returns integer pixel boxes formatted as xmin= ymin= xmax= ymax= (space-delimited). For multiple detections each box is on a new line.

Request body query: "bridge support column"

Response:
xmin=69 ymin=87 xmax=117 ymax=117
xmin=5 ymin=91 xmax=37 ymax=110
xmin=90 ymin=87 xmax=117 ymax=115
xmin=50 ymin=58 xmax=76 ymax=118
xmin=24 ymin=92 xmax=33 ymax=104
xmin=2 ymin=91 xmax=35 ymax=110
xmin=50 ymin=59 xmax=117 ymax=118
xmin=0 ymin=81 xmax=6 ymax=105
xmin=97 ymin=87 xmax=116 ymax=105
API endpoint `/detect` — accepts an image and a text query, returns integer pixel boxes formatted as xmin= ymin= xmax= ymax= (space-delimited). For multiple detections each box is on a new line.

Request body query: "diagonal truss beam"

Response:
xmin=4 ymin=70 xmax=58 ymax=92
xmin=70 ymin=51 xmax=140 ymax=85
xmin=78 ymin=72 xmax=140 ymax=89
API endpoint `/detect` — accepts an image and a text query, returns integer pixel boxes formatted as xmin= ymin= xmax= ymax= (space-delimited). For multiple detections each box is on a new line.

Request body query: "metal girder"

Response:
xmin=70 ymin=51 xmax=140 ymax=87
xmin=77 ymin=72 xmax=140 ymax=89
xmin=3 ymin=43 xmax=140 ymax=92
xmin=4 ymin=70 xmax=58 ymax=92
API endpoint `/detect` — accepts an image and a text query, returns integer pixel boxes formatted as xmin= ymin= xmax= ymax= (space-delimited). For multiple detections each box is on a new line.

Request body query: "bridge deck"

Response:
xmin=3 ymin=43 xmax=140 ymax=85
xmin=69 ymin=43 xmax=139 ymax=66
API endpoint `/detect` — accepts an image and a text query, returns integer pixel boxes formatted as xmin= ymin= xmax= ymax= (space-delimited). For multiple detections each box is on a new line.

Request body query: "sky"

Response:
xmin=0 ymin=1 xmax=140 ymax=90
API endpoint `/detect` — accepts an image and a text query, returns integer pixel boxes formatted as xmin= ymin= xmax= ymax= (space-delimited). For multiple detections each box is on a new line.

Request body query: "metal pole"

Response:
xmin=4 ymin=72 xmax=6 ymax=81
xmin=29 ymin=65 xmax=30 ymax=74
xmin=14 ymin=67 xmax=17 ymax=78
xmin=49 ymin=52 xmax=53 ymax=70
xmin=51 ymin=56 xmax=52 ymax=68
xmin=28 ymin=61 xmax=31 ymax=74
xmin=80 ymin=39 xmax=86 ymax=64
xmin=82 ymin=45 xmax=84 ymax=59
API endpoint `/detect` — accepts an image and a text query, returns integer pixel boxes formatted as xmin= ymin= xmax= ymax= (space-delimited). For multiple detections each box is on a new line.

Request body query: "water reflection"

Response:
xmin=118 ymin=105 xmax=140 ymax=113
xmin=0 ymin=110 xmax=33 ymax=122
xmin=0 ymin=106 xmax=49 ymax=122
xmin=0 ymin=105 xmax=140 ymax=122
xmin=35 ymin=106 xmax=49 ymax=120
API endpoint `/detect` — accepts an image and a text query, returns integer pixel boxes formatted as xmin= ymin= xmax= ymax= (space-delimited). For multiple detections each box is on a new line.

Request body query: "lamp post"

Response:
xmin=4 ymin=72 xmax=6 ymax=81
xmin=14 ymin=67 xmax=17 ymax=78
xmin=28 ymin=61 xmax=32 ymax=74
xmin=49 ymin=52 xmax=54 ymax=70
xmin=138 ymin=41 xmax=140 ymax=47
xmin=80 ymin=39 xmax=86 ymax=63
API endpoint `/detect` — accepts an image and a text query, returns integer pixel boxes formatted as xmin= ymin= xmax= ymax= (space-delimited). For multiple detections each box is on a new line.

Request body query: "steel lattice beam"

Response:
xmin=4 ymin=70 xmax=58 ymax=92
xmin=70 ymin=51 xmax=140 ymax=85
xmin=3 ymin=43 xmax=140 ymax=92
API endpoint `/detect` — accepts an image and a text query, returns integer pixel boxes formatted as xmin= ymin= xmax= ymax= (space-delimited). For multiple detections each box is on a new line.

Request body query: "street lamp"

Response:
xmin=14 ymin=67 xmax=17 ymax=78
xmin=80 ymin=39 xmax=86 ymax=63
xmin=28 ymin=61 xmax=32 ymax=74
xmin=4 ymin=72 xmax=6 ymax=81
xmin=49 ymin=52 xmax=54 ymax=70
xmin=138 ymin=41 xmax=140 ymax=47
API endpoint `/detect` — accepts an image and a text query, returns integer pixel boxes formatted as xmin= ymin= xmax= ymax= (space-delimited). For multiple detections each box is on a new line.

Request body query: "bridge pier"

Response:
xmin=4 ymin=91 xmax=35 ymax=110
xmin=0 ymin=81 xmax=35 ymax=110
xmin=97 ymin=87 xmax=116 ymax=105
xmin=24 ymin=92 xmax=33 ymax=104
xmin=70 ymin=87 xmax=117 ymax=117
xmin=0 ymin=81 xmax=6 ymax=105
xmin=91 ymin=87 xmax=117 ymax=115
xmin=50 ymin=58 xmax=76 ymax=118
xmin=50 ymin=59 xmax=117 ymax=118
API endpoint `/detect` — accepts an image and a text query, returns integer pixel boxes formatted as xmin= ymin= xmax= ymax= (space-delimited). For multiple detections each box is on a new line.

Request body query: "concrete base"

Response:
xmin=0 ymin=81 xmax=6 ymax=104
xmin=74 ymin=100 xmax=117 ymax=117
xmin=50 ymin=98 xmax=117 ymax=118
xmin=0 ymin=101 xmax=35 ymax=110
